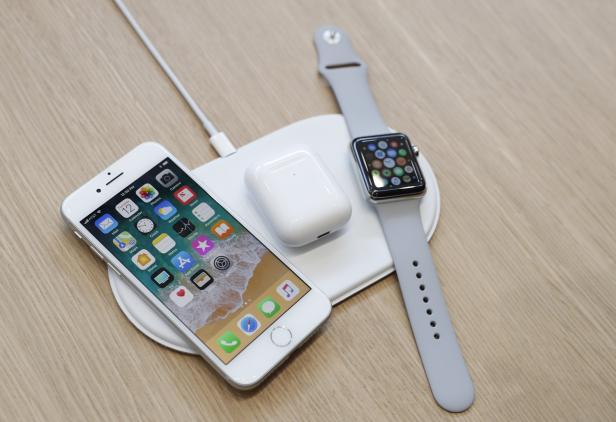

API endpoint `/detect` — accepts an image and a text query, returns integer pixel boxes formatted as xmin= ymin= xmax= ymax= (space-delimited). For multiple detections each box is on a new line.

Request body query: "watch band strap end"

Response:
xmin=377 ymin=199 xmax=474 ymax=412
xmin=313 ymin=26 xmax=365 ymax=78
xmin=313 ymin=26 xmax=389 ymax=139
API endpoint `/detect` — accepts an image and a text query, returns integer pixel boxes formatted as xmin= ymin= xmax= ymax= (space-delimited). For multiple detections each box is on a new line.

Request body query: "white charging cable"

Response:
xmin=113 ymin=0 xmax=236 ymax=157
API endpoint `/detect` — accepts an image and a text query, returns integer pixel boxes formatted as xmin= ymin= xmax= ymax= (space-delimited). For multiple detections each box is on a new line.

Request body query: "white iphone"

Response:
xmin=61 ymin=142 xmax=331 ymax=388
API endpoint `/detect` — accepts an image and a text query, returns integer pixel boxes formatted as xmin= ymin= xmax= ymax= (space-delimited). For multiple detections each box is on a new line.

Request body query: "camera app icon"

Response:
xmin=155 ymin=169 xmax=179 ymax=188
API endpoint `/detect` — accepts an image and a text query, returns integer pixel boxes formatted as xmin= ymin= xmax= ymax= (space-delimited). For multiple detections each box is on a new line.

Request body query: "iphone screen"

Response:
xmin=81 ymin=158 xmax=310 ymax=363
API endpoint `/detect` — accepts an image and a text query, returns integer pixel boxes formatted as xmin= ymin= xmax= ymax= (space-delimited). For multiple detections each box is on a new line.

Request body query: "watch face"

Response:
xmin=352 ymin=133 xmax=426 ymax=200
xmin=135 ymin=217 xmax=156 ymax=234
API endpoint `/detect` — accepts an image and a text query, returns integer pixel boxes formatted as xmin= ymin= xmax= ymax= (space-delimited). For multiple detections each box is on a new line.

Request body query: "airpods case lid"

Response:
xmin=245 ymin=145 xmax=351 ymax=247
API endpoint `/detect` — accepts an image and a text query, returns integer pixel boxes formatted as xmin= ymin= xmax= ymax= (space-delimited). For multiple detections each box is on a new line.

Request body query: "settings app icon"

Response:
xmin=213 ymin=256 xmax=231 ymax=271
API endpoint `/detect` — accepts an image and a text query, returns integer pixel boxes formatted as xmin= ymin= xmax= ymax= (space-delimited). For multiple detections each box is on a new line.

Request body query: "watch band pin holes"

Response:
xmin=412 ymin=260 xmax=440 ymax=340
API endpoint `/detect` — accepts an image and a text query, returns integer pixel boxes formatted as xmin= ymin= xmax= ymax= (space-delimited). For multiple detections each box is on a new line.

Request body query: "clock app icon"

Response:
xmin=135 ymin=217 xmax=156 ymax=234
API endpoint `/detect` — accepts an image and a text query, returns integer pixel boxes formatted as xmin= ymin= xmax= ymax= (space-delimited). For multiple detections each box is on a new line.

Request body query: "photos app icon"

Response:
xmin=136 ymin=183 xmax=159 ymax=203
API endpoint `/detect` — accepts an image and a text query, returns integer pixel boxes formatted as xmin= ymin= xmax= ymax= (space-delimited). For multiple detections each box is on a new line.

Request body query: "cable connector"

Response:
xmin=209 ymin=132 xmax=236 ymax=157
xmin=114 ymin=0 xmax=238 ymax=158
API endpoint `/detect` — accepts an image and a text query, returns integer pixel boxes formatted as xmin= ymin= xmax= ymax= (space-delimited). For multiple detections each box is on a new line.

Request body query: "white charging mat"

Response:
xmin=108 ymin=114 xmax=440 ymax=354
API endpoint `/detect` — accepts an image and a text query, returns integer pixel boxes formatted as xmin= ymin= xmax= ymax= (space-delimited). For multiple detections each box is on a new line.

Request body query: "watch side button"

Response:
xmin=270 ymin=326 xmax=292 ymax=347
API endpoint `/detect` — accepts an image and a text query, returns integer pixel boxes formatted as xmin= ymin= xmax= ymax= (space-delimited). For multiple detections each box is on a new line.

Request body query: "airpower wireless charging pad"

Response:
xmin=108 ymin=114 xmax=441 ymax=354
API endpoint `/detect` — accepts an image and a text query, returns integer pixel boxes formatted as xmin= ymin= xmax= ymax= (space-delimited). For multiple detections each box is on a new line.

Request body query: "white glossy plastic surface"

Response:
xmin=245 ymin=145 xmax=351 ymax=246
xmin=108 ymin=114 xmax=440 ymax=354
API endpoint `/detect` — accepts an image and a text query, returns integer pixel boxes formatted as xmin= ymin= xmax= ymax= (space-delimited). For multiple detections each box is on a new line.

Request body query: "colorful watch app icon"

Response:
xmin=95 ymin=213 xmax=118 ymax=234
xmin=258 ymin=296 xmax=281 ymax=318
xmin=217 ymin=331 xmax=241 ymax=353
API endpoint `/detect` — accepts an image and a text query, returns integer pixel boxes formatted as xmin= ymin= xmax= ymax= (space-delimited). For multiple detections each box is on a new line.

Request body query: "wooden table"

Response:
xmin=1 ymin=0 xmax=615 ymax=420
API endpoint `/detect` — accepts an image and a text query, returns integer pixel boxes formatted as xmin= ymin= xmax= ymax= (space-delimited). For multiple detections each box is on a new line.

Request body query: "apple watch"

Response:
xmin=314 ymin=27 xmax=474 ymax=412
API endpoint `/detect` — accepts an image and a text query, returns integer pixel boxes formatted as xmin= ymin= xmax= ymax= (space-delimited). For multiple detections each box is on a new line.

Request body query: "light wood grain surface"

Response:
xmin=1 ymin=0 xmax=615 ymax=420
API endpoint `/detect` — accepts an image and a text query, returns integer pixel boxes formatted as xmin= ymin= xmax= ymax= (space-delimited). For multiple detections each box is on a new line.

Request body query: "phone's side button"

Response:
xmin=73 ymin=231 xmax=82 ymax=240
xmin=270 ymin=326 xmax=292 ymax=347
xmin=108 ymin=264 xmax=121 ymax=276
xmin=89 ymin=246 xmax=104 ymax=261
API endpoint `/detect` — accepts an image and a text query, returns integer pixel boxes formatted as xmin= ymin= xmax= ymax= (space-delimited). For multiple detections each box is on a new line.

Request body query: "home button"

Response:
xmin=270 ymin=326 xmax=292 ymax=347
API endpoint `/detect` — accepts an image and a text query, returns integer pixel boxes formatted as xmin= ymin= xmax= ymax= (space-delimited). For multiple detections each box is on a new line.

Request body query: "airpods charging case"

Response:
xmin=245 ymin=146 xmax=351 ymax=247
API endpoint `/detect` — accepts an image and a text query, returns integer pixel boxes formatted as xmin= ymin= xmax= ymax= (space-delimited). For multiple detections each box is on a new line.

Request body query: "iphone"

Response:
xmin=61 ymin=142 xmax=331 ymax=388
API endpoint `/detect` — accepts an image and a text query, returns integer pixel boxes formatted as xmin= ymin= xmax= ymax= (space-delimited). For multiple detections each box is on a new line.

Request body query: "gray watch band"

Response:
xmin=376 ymin=200 xmax=474 ymax=412
xmin=313 ymin=27 xmax=389 ymax=139
xmin=314 ymin=26 xmax=474 ymax=412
